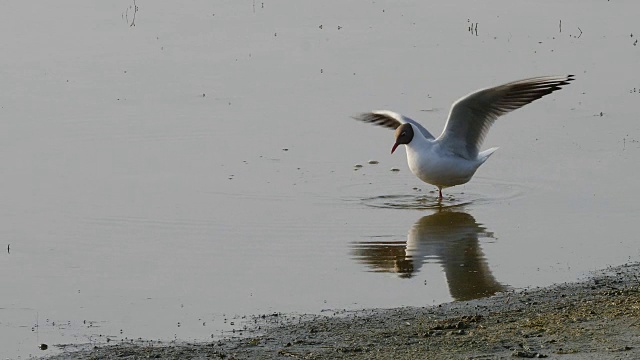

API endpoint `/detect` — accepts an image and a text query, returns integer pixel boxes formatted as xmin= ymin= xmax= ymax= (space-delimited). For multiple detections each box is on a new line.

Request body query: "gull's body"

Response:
xmin=353 ymin=75 xmax=574 ymax=199
xmin=402 ymin=127 xmax=497 ymax=188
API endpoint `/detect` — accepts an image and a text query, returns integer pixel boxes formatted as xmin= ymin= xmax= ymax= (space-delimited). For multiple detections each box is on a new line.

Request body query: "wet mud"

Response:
xmin=44 ymin=262 xmax=640 ymax=359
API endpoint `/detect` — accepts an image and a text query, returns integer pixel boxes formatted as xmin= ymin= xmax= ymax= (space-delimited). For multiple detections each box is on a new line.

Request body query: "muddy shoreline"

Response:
xmin=45 ymin=263 xmax=640 ymax=359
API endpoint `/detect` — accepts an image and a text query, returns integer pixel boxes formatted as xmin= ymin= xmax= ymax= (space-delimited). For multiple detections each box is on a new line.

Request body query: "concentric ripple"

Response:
xmin=357 ymin=177 xmax=533 ymax=210
xmin=361 ymin=194 xmax=470 ymax=210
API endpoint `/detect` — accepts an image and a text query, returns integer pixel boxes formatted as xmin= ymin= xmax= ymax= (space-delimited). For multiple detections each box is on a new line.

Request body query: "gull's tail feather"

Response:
xmin=478 ymin=147 xmax=499 ymax=163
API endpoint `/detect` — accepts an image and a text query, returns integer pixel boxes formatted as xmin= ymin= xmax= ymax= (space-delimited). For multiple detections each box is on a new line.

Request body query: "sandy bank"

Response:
xmin=44 ymin=263 xmax=640 ymax=359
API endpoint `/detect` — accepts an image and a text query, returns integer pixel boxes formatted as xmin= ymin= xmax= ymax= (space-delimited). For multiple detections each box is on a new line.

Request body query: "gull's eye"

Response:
xmin=401 ymin=132 xmax=406 ymax=136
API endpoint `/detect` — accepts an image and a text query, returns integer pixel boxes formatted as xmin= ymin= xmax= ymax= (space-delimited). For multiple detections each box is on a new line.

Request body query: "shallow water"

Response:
xmin=2 ymin=1 xmax=640 ymax=358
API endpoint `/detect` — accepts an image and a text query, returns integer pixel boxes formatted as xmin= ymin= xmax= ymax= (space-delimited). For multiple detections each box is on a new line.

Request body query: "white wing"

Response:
xmin=436 ymin=75 xmax=574 ymax=159
xmin=351 ymin=110 xmax=435 ymax=140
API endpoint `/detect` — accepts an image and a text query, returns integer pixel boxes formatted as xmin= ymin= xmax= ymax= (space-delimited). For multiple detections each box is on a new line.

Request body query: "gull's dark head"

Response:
xmin=391 ymin=123 xmax=414 ymax=154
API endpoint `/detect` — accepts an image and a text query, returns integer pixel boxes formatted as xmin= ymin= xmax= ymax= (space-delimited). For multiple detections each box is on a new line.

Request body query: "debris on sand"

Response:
xmin=45 ymin=263 xmax=640 ymax=360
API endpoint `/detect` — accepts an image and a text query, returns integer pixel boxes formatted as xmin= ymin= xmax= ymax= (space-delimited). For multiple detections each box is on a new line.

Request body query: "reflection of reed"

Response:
xmin=351 ymin=210 xmax=506 ymax=301
xmin=123 ymin=0 xmax=138 ymax=27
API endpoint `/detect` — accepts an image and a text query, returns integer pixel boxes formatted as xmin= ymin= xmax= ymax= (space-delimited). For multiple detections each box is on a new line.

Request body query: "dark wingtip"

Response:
xmin=548 ymin=75 xmax=574 ymax=89
xmin=350 ymin=113 xmax=366 ymax=121
xmin=564 ymin=74 xmax=576 ymax=84
xmin=349 ymin=112 xmax=401 ymax=130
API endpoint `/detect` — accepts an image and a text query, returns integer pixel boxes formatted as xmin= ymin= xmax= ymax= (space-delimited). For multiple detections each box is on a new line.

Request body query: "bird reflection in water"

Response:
xmin=351 ymin=210 xmax=506 ymax=301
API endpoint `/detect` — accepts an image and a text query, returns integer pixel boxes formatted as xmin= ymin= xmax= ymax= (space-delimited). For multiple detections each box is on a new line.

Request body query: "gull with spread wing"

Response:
xmin=352 ymin=75 xmax=574 ymax=200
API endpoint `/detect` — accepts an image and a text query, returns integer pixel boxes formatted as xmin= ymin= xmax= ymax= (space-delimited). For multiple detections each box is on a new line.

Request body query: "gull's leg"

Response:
xmin=437 ymin=187 xmax=443 ymax=201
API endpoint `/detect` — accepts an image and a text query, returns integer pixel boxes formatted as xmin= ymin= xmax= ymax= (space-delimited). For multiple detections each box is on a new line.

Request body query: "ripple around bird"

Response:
xmin=358 ymin=177 xmax=533 ymax=210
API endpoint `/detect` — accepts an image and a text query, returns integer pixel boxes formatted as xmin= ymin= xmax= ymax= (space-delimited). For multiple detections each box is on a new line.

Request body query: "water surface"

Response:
xmin=1 ymin=1 xmax=639 ymax=358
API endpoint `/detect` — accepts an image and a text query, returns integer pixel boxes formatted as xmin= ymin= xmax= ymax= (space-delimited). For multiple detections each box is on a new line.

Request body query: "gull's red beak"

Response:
xmin=391 ymin=142 xmax=399 ymax=154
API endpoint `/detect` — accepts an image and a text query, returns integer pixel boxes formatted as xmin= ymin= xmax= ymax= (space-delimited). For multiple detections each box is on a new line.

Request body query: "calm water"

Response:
xmin=2 ymin=1 xmax=640 ymax=358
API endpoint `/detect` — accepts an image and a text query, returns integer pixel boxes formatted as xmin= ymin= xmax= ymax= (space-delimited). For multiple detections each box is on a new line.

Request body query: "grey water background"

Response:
xmin=1 ymin=1 xmax=639 ymax=358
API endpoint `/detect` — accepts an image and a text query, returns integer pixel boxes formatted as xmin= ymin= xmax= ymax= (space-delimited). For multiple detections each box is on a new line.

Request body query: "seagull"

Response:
xmin=352 ymin=75 xmax=574 ymax=200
